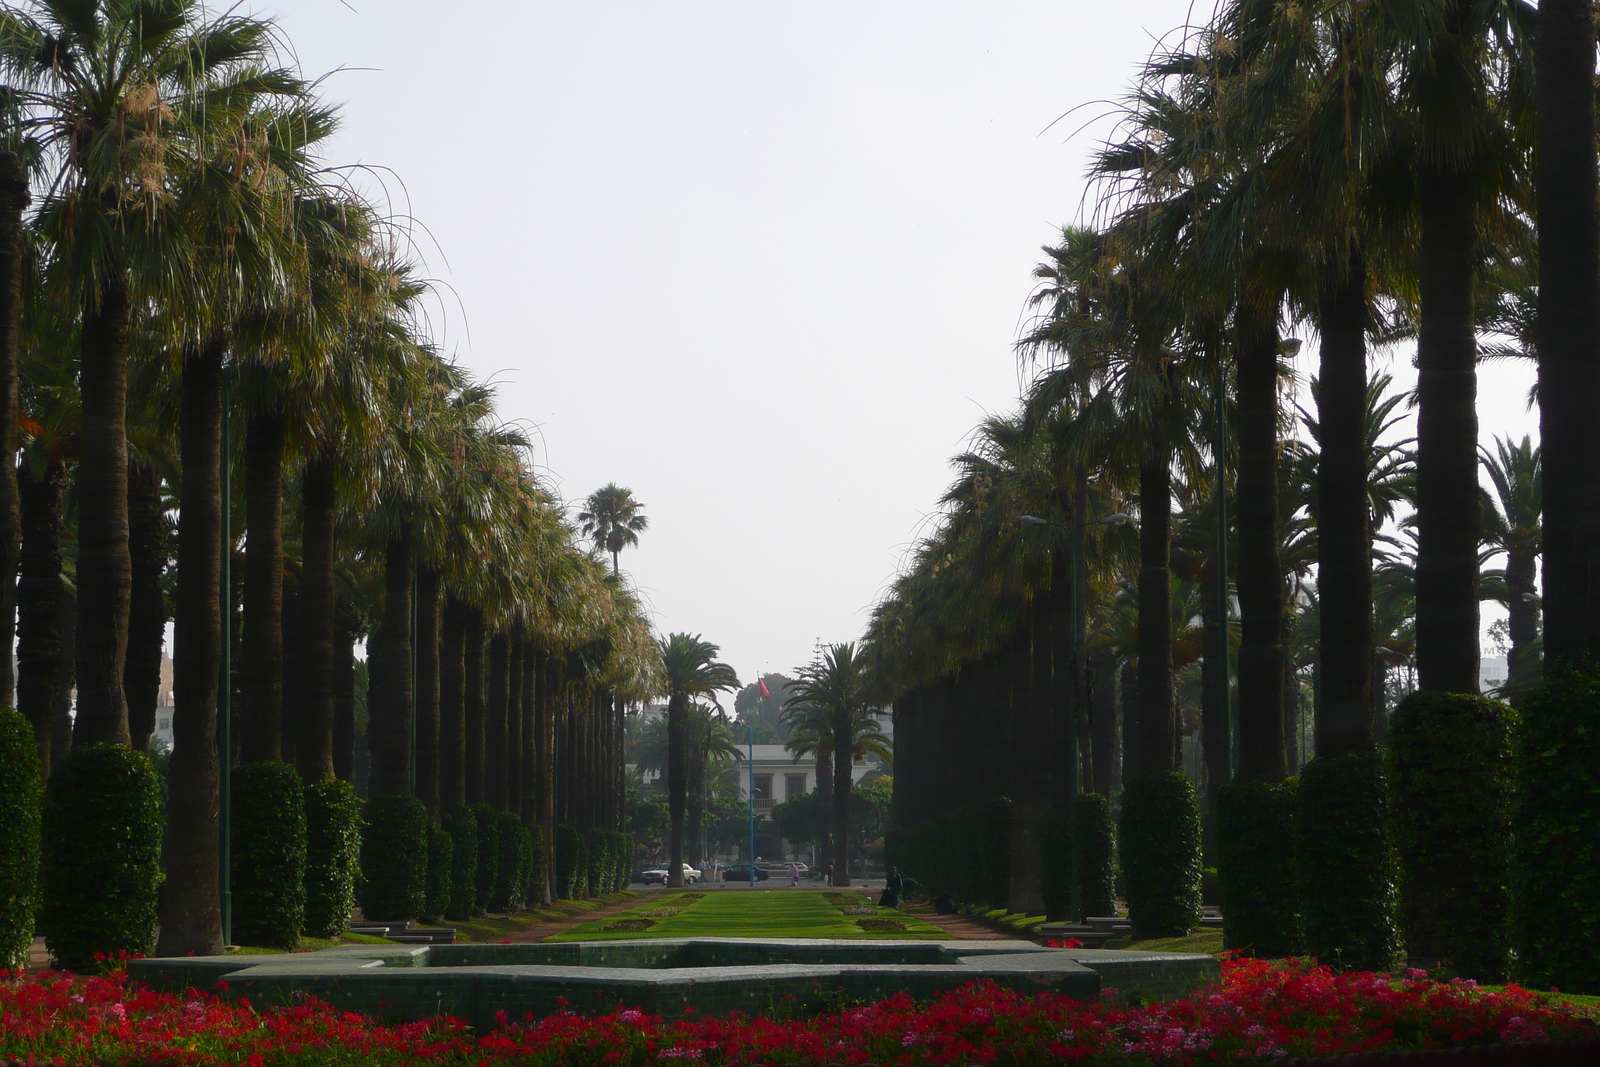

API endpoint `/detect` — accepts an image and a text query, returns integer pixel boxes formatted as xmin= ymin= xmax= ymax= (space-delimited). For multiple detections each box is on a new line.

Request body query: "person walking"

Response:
xmin=789 ymin=862 xmax=800 ymax=888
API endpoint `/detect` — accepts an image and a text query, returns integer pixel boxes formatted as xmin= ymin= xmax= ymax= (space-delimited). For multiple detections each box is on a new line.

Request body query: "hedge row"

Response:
xmin=1217 ymin=779 xmax=1300 ymax=958
xmin=232 ymin=761 xmax=307 ymax=950
xmin=1120 ymin=771 xmax=1202 ymax=938
xmin=887 ymin=796 xmax=1011 ymax=907
xmin=359 ymin=796 xmax=429 ymax=923
xmin=1298 ymin=752 xmax=1400 ymax=972
xmin=0 ymin=709 xmax=40 ymax=970
xmin=304 ymin=778 xmax=361 ymax=939
xmin=555 ymin=824 xmax=586 ymax=899
xmin=442 ymin=806 xmax=478 ymax=922
xmin=1072 ymin=792 xmax=1116 ymax=920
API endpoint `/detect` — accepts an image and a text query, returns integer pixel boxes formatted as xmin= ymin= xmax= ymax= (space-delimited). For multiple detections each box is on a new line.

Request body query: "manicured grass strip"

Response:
xmin=548 ymin=888 xmax=950 ymax=941
xmin=450 ymin=891 xmax=645 ymax=942
xmin=1103 ymin=927 xmax=1226 ymax=958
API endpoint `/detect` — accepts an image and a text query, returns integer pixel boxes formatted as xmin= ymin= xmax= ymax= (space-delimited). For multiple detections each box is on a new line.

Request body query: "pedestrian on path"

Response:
xmin=789 ymin=863 xmax=799 ymax=887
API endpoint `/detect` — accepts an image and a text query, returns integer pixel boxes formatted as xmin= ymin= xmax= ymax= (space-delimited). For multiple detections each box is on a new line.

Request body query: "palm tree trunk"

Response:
xmin=125 ymin=460 xmax=166 ymax=753
xmin=1537 ymin=0 xmax=1600 ymax=672
xmin=1120 ymin=656 xmax=1141 ymax=784
xmin=504 ymin=631 xmax=522 ymax=820
xmin=297 ymin=454 xmax=336 ymax=781
xmin=52 ymin=582 xmax=75 ymax=768
xmin=486 ymin=631 xmax=509 ymax=809
xmin=0 ymin=154 xmax=26 ymax=710
xmin=1090 ymin=650 xmax=1118 ymax=796
xmin=439 ymin=596 xmax=466 ymax=809
xmin=1138 ymin=437 xmax=1176 ymax=773
xmin=1415 ymin=171 xmax=1481 ymax=693
xmin=1505 ymin=547 xmax=1541 ymax=705
xmin=815 ymin=750 xmax=833 ymax=874
xmin=666 ymin=692 xmax=688 ymax=887
xmin=521 ymin=639 xmax=537 ymax=824
xmin=464 ymin=611 xmax=486 ymax=804
xmin=1199 ymin=548 xmax=1226 ymax=803
xmin=534 ymin=648 xmax=554 ymax=903
xmin=832 ymin=710 xmax=853 ymax=887
xmin=686 ymin=724 xmax=705 ymax=866
xmin=241 ymin=409 xmax=285 ymax=762
xmin=332 ymin=593 xmax=357 ymax=783
xmin=281 ymin=565 xmax=303 ymax=766
xmin=369 ymin=526 xmax=415 ymax=795
xmin=156 ymin=338 xmax=225 ymax=957
xmin=1235 ymin=299 xmax=1287 ymax=782
xmin=73 ymin=275 xmax=133 ymax=748
xmin=1316 ymin=252 xmax=1375 ymax=757
xmin=18 ymin=459 xmax=63 ymax=774
xmin=414 ymin=565 xmax=441 ymax=815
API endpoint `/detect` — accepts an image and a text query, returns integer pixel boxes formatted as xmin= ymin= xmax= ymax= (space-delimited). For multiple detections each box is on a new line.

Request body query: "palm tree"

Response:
xmin=1479 ymin=436 xmax=1540 ymax=705
xmin=784 ymin=643 xmax=878 ymax=887
xmin=579 ymin=484 xmax=648 ymax=574
xmin=0 ymin=151 xmax=26 ymax=709
xmin=657 ymin=633 xmax=738 ymax=887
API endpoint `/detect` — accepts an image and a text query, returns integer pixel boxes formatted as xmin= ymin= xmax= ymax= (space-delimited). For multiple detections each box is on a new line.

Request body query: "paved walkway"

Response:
xmin=914 ymin=911 xmax=1013 ymax=941
xmin=496 ymin=895 xmax=652 ymax=943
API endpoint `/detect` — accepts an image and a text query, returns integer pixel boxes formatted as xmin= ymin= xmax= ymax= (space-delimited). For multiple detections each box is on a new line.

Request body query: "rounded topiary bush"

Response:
xmin=1515 ymin=671 xmax=1600 ymax=993
xmin=1037 ymin=806 xmax=1072 ymax=921
xmin=42 ymin=744 xmax=164 ymax=972
xmin=1072 ymin=792 xmax=1116 ymax=920
xmin=524 ymin=824 xmax=547 ymax=904
xmin=585 ymin=828 xmax=609 ymax=898
xmin=359 ymin=795 xmax=428 ymax=922
xmin=0 ymin=708 xmax=41 ymax=969
xmin=555 ymin=824 xmax=585 ymax=900
xmin=1387 ymin=692 xmax=1516 ymax=980
xmin=423 ymin=828 xmax=453 ymax=924
xmin=1297 ymin=752 xmax=1399 ymax=972
xmin=303 ymin=777 xmax=361 ymax=939
xmin=1120 ymin=771 xmax=1202 ymax=937
xmin=472 ymin=804 xmax=499 ymax=914
xmin=442 ymin=806 xmax=478 ymax=922
xmin=232 ymin=761 xmax=307 ymax=949
xmin=490 ymin=812 xmax=526 ymax=912
xmin=1217 ymin=778 xmax=1302 ymax=958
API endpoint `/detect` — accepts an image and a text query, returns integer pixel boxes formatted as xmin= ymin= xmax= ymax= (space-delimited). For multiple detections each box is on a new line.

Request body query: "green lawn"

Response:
xmin=547 ymin=889 xmax=950 ymax=942
xmin=1103 ymin=928 xmax=1226 ymax=957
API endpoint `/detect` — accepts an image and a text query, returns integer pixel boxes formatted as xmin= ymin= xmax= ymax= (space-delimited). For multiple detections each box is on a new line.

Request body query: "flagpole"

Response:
xmin=748 ymin=723 xmax=756 ymax=887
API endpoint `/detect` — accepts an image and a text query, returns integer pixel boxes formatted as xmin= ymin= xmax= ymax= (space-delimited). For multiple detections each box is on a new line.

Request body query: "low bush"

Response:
xmin=1515 ymin=671 xmax=1600 ymax=993
xmin=0 ymin=708 xmax=40 ymax=969
xmin=358 ymin=795 xmax=428 ymax=922
xmin=490 ymin=812 xmax=526 ymax=912
xmin=441 ymin=806 xmax=477 ymax=922
xmin=1037 ymin=806 xmax=1072 ymax=921
xmin=423 ymin=829 xmax=453 ymax=924
xmin=584 ymin=828 xmax=609 ymax=898
xmin=1387 ymin=692 xmax=1516 ymax=981
xmin=472 ymin=804 xmax=499 ymax=914
xmin=303 ymin=777 xmax=360 ymax=939
xmin=890 ymin=797 xmax=1011 ymax=907
xmin=41 ymin=745 xmax=163 ymax=972
xmin=523 ymin=823 xmax=546 ymax=905
xmin=555 ymin=824 xmax=586 ymax=899
xmin=1217 ymin=778 xmax=1301 ymax=958
xmin=1072 ymin=792 xmax=1116 ymax=920
xmin=1297 ymin=752 xmax=1399 ymax=972
xmin=231 ymin=761 xmax=307 ymax=949
xmin=1120 ymin=771 xmax=1202 ymax=937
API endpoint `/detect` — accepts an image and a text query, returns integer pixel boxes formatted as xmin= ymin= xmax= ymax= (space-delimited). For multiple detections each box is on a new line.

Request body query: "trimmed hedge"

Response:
xmin=442 ymin=806 xmax=478 ymax=922
xmin=1387 ymin=692 xmax=1516 ymax=981
xmin=472 ymin=804 xmax=499 ymax=914
xmin=303 ymin=778 xmax=361 ymax=939
xmin=359 ymin=795 xmax=428 ymax=922
xmin=0 ymin=708 xmax=40 ymax=969
xmin=1297 ymin=753 xmax=1399 ymax=972
xmin=1515 ymin=671 xmax=1600 ymax=993
xmin=555 ymin=824 xmax=585 ymax=900
xmin=886 ymin=797 xmax=1011 ymax=908
xmin=1072 ymin=792 xmax=1116 ymax=920
xmin=232 ymin=761 xmax=307 ymax=949
xmin=424 ymin=829 xmax=454 ymax=924
xmin=1120 ymin=771 xmax=1202 ymax=937
xmin=41 ymin=745 xmax=164 ymax=972
xmin=585 ymin=828 xmax=609 ymax=898
xmin=490 ymin=812 xmax=526 ymax=912
xmin=1038 ymin=806 xmax=1072 ymax=921
xmin=1217 ymin=779 xmax=1301 ymax=958
xmin=523 ymin=824 xmax=547 ymax=904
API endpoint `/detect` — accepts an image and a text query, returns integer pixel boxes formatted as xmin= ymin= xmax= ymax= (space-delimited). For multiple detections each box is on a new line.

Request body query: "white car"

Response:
xmin=640 ymin=863 xmax=702 ymax=885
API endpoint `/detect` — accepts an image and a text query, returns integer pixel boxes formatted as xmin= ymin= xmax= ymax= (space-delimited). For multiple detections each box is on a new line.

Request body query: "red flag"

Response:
xmin=757 ymin=678 xmax=770 ymax=699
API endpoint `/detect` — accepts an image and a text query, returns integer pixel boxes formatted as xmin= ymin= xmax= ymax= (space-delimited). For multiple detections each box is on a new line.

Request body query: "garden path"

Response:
xmin=912 ymin=912 xmax=1009 ymax=940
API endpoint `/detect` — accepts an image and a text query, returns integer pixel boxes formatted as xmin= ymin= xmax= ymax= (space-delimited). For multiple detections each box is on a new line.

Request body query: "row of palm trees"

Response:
xmin=0 ymin=0 xmax=664 ymax=958
xmin=866 ymin=0 xmax=1574 ymax=934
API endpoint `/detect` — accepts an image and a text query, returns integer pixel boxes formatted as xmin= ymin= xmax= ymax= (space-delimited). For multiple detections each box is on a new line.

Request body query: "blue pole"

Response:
xmin=748 ymin=725 xmax=756 ymax=887
xmin=219 ymin=367 xmax=232 ymax=947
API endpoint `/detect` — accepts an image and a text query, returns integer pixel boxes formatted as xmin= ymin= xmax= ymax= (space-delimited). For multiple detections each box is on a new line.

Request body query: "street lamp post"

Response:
xmin=219 ymin=369 xmax=233 ymax=947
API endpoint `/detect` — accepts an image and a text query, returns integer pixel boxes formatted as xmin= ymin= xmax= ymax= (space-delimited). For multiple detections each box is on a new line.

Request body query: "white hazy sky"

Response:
xmin=256 ymin=1 xmax=1538 ymax=681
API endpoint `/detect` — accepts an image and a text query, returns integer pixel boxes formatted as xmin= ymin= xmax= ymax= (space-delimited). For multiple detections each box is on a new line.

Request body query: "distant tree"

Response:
xmin=1479 ymin=436 xmax=1541 ymax=706
xmin=732 ymin=673 xmax=795 ymax=744
xmin=578 ymin=484 xmax=649 ymax=574
xmin=658 ymin=633 xmax=739 ymax=887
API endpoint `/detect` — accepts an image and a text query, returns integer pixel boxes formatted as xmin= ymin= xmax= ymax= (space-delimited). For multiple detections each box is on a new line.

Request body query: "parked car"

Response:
xmin=721 ymin=864 xmax=771 ymax=882
xmin=640 ymin=864 xmax=702 ymax=885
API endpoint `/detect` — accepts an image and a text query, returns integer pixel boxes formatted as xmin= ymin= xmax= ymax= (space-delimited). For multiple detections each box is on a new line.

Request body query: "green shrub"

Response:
xmin=442 ymin=806 xmax=478 ymax=922
xmin=584 ymin=828 xmax=609 ymax=898
xmin=491 ymin=812 xmax=526 ymax=912
xmin=232 ymin=761 xmax=307 ymax=949
xmin=41 ymin=745 xmax=164 ymax=972
xmin=1387 ymin=692 xmax=1516 ymax=981
xmin=1217 ymin=779 xmax=1301 ymax=957
xmin=616 ymin=830 xmax=634 ymax=890
xmin=472 ymin=804 xmax=499 ymax=914
xmin=423 ymin=829 xmax=453 ymax=924
xmin=1038 ymin=806 xmax=1072 ymax=921
xmin=1297 ymin=753 xmax=1399 ymax=972
xmin=0 ymin=708 xmax=40 ymax=969
xmin=1120 ymin=771 xmax=1202 ymax=937
xmin=303 ymin=778 xmax=360 ymax=939
xmin=523 ymin=824 xmax=547 ymax=904
xmin=555 ymin=824 xmax=585 ymax=899
xmin=1072 ymin=792 xmax=1116 ymax=920
xmin=888 ymin=798 xmax=1011 ymax=907
xmin=359 ymin=795 xmax=428 ymax=922
xmin=1515 ymin=671 xmax=1600 ymax=992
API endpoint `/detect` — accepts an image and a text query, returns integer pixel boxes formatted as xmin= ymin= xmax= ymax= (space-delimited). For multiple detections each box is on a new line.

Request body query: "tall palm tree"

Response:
xmin=657 ymin=633 xmax=738 ymax=887
xmin=1479 ymin=436 xmax=1540 ymax=705
xmin=784 ymin=643 xmax=877 ymax=887
xmin=579 ymin=483 xmax=648 ymax=575
xmin=0 ymin=151 xmax=26 ymax=708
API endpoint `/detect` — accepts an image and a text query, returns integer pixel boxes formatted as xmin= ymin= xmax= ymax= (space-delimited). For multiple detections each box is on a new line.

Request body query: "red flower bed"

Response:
xmin=0 ymin=957 xmax=1592 ymax=1066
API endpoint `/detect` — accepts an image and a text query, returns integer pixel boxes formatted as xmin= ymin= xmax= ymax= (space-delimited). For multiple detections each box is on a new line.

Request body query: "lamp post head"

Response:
xmin=1019 ymin=514 xmax=1051 ymax=527
xmin=1092 ymin=512 xmax=1133 ymax=526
